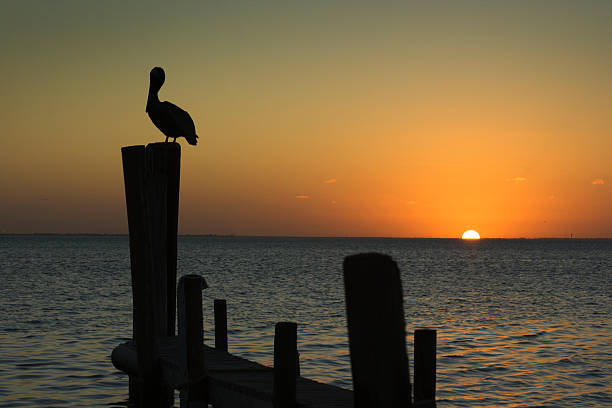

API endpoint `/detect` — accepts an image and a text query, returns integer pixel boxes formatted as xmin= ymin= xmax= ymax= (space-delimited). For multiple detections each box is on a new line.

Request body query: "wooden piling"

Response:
xmin=146 ymin=142 xmax=180 ymax=337
xmin=145 ymin=146 xmax=173 ymax=406
xmin=144 ymin=172 xmax=168 ymax=337
xmin=414 ymin=329 xmax=436 ymax=407
xmin=121 ymin=146 xmax=146 ymax=338
xmin=183 ymin=274 xmax=208 ymax=404
xmin=122 ymin=144 xmax=177 ymax=407
xmin=214 ymin=299 xmax=228 ymax=352
xmin=122 ymin=146 xmax=167 ymax=406
xmin=273 ymin=322 xmax=298 ymax=408
xmin=343 ymin=253 xmax=412 ymax=408
xmin=121 ymin=146 xmax=147 ymax=402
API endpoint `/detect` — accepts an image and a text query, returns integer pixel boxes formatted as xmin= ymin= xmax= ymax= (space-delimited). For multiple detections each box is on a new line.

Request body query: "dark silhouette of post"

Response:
xmin=122 ymin=145 xmax=173 ymax=406
xmin=146 ymin=142 xmax=181 ymax=337
xmin=122 ymin=145 xmax=149 ymax=404
xmin=273 ymin=322 xmax=299 ymax=408
xmin=414 ymin=329 xmax=436 ymax=407
xmin=343 ymin=253 xmax=412 ymax=408
xmin=145 ymin=162 xmax=168 ymax=340
xmin=214 ymin=299 xmax=228 ymax=352
xmin=183 ymin=274 xmax=208 ymax=404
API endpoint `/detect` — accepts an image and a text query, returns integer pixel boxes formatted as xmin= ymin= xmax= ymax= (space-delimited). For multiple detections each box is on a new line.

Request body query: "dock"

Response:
xmin=210 ymin=345 xmax=353 ymax=408
xmin=112 ymin=142 xmax=437 ymax=407
xmin=113 ymin=341 xmax=353 ymax=408
xmin=206 ymin=346 xmax=353 ymax=408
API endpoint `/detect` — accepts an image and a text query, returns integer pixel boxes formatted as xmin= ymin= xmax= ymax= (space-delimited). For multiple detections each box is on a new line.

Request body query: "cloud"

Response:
xmin=591 ymin=178 xmax=605 ymax=185
xmin=512 ymin=177 xmax=527 ymax=183
xmin=295 ymin=195 xmax=309 ymax=199
xmin=407 ymin=200 xmax=417 ymax=205
xmin=324 ymin=178 xmax=337 ymax=184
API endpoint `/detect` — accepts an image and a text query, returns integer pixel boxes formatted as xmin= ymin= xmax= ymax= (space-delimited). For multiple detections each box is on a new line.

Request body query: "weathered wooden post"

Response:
xmin=121 ymin=145 xmax=147 ymax=402
xmin=159 ymin=143 xmax=181 ymax=337
xmin=145 ymin=156 xmax=168 ymax=341
xmin=121 ymin=142 xmax=180 ymax=407
xmin=414 ymin=329 xmax=436 ymax=407
xmin=343 ymin=253 xmax=412 ymax=408
xmin=146 ymin=142 xmax=181 ymax=337
xmin=122 ymin=145 xmax=167 ymax=406
xmin=273 ymin=322 xmax=299 ymax=408
xmin=181 ymin=274 xmax=208 ymax=405
xmin=214 ymin=299 xmax=228 ymax=352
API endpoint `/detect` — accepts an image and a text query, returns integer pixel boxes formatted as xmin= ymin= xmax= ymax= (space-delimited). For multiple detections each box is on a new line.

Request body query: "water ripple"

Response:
xmin=1 ymin=235 xmax=610 ymax=407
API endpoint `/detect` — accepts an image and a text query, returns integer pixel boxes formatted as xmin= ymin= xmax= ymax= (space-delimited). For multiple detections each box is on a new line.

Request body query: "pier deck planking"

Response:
xmin=207 ymin=345 xmax=353 ymax=408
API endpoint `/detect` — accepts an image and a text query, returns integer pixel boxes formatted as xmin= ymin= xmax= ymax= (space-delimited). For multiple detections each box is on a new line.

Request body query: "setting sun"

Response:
xmin=462 ymin=230 xmax=481 ymax=240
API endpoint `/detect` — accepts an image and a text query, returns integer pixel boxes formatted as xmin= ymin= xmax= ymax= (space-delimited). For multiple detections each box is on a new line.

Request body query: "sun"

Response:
xmin=462 ymin=230 xmax=480 ymax=240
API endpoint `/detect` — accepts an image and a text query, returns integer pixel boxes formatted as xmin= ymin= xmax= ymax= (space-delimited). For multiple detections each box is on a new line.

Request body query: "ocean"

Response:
xmin=0 ymin=235 xmax=610 ymax=407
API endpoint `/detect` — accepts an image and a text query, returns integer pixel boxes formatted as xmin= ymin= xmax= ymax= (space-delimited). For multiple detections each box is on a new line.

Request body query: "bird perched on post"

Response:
xmin=146 ymin=67 xmax=199 ymax=145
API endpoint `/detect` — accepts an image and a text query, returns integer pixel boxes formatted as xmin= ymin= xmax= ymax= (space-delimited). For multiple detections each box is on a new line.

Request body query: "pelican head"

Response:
xmin=150 ymin=67 xmax=165 ymax=89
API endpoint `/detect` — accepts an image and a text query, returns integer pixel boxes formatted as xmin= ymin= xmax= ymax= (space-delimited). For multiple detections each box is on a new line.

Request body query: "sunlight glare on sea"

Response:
xmin=0 ymin=235 xmax=610 ymax=407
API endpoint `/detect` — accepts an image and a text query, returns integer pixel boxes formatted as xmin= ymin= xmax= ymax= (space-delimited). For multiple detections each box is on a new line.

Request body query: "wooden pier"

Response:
xmin=112 ymin=143 xmax=437 ymax=407
xmin=114 ymin=340 xmax=354 ymax=408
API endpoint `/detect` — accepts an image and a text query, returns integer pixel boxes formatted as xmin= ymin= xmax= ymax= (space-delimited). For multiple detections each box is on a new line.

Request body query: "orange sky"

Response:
xmin=1 ymin=2 xmax=610 ymax=237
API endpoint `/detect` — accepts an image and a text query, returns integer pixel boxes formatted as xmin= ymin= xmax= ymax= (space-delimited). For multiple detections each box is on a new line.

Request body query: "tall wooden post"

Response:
xmin=343 ymin=253 xmax=412 ymax=408
xmin=122 ymin=145 xmax=171 ymax=406
xmin=214 ymin=299 xmax=228 ymax=352
xmin=122 ymin=142 xmax=180 ymax=407
xmin=274 ymin=322 xmax=298 ymax=408
xmin=146 ymin=142 xmax=181 ymax=337
xmin=414 ymin=329 xmax=436 ymax=407
xmin=122 ymin=145 xmax=148 ymax=404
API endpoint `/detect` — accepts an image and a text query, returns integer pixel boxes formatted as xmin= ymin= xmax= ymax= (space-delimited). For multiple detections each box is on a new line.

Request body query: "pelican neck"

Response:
xmin=147 ymin=82 xmax=162 ymax=107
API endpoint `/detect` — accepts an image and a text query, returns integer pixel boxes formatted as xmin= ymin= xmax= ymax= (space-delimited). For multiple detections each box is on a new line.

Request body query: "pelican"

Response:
xmin=146 ymin=67 xmax=198 ymax=145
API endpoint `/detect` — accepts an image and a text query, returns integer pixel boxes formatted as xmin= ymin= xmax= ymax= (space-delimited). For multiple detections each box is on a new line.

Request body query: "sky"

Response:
xmin=1 ymin=1 xmax=610 ymax=237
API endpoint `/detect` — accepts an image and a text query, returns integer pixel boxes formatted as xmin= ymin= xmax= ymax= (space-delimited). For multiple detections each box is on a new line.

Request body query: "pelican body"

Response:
xmin=146 ymin=67 xmax=198 ymax=145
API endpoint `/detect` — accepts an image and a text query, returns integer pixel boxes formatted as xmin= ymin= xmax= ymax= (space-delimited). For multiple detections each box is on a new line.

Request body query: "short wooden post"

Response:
xmin=414 ymin=330 xmax=436 ymax=407
xmin=273 ymin=322 xmax=298 ymax=408
xmin=183 ymin=274 xmax=207 ymax=404
xmin=214 ymin=299 xmax=228 ymax=352
xmin=343 ymin=253 xmax=412 ymax=408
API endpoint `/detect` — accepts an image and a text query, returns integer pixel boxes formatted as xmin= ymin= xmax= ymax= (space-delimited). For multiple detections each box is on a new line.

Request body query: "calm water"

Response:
xmin=0 ymin=235 xmax=610 ymax=407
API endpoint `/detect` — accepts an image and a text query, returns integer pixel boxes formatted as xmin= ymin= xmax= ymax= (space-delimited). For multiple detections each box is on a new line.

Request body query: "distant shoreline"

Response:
xmin=1 ymin=233 xmax=610 ymax=240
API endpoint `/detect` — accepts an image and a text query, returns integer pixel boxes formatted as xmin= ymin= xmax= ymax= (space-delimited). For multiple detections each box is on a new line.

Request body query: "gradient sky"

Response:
xmin=1 ymin=1 xmax=610 ymax=237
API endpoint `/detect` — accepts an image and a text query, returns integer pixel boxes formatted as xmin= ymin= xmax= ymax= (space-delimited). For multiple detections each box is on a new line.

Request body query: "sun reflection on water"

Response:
xmin=0 ymin=236 xmax=610 ymax=407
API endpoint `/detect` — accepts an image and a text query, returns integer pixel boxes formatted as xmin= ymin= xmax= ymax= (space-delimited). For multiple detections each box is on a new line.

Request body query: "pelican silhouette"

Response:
xmin=146 ymin=67 xmax=198 ymax=145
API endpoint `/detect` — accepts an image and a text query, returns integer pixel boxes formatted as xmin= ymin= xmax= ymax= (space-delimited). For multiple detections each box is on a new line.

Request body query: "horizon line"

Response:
xmin=1 ymin=233 xmax=610 ymax=239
